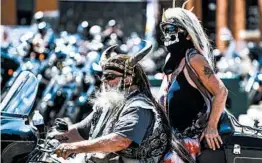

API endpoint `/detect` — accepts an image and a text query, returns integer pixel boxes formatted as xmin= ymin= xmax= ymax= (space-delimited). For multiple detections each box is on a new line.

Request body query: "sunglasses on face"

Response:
xmin=160 ymin=23 xmax=185 ymax=34
xmin=102 ymin=73 xmax=123 ymax=81
xmin=161 ymin=24 xmax=179 ymax=34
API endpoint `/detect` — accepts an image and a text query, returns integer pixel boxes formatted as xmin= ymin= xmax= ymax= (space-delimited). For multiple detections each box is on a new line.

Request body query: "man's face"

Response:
xmin=102 ymin=70 xmax=123 ymax=89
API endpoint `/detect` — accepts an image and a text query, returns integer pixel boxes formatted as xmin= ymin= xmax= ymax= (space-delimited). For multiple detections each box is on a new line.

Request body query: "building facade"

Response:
xmin=1 ymin=0 xmax=261 ymax=51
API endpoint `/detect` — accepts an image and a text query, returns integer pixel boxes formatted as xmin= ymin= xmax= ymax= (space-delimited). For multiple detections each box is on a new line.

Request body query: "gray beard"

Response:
xmin=90 ymin=83 xmax=126 ymax=112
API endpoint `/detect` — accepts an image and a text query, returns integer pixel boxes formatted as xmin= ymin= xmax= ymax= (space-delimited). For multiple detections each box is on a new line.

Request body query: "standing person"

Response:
xmin=50 ymin=41 xmax=171 ymax=163
xmin=158 ymin=0 xmax=228 ymax=162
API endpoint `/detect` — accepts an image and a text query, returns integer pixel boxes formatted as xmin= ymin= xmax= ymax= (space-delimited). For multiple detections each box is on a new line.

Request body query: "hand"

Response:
xmin=55 ymin=143 xmax=78 ymax=159
xmin=200 ymin=126 xmax=223 ymax=150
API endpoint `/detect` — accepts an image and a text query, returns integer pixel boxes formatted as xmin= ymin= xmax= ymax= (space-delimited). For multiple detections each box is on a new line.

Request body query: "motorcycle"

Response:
xmin=26 ymin=113 xmax=262 ymax=163
xmin=0 ymin=51 xmax=21 ymax=91
xmin=1 ymin=71 xmax=39 ymax=163
xmin=244 ymin=43 xmax=262 ymax=105
xmin=1 ymin=34 xmax=52 ymax=102
xmin=197 ymin=110 xmax=262 ymax=163
xmin=36 ymin=45 xmax=98 ymax=125
xmin=0 ymin=70 xmax=77 ymax=163
xmin=2 ymin=71 xmax=262 ymax=163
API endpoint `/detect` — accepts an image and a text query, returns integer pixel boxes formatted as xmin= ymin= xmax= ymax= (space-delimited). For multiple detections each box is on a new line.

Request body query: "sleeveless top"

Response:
xmin=159 ymin=48 xmax=211 ymax=139
xmin=167 ymin=68 xmax=205 ymax=136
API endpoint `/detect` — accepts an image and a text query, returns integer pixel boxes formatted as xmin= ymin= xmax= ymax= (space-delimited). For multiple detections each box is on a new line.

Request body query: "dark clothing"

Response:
xmin=75 ymin=90 xmax=169 ymax=162
xmin=159 ymin=48 xmax=210 ymax=139
xmin=163 ymin=35 xmax=194 ymax=75
xmin=167 ymin=70 xmax=205 ymax=132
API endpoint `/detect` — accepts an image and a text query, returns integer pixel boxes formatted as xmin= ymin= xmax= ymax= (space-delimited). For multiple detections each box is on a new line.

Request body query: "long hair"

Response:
xmin=132 ymin=63 xmax=165 ymax=114
xmin=162 ymin=7 xmax=214 ymax=69
xmin=134 ymin=63 xmax=195 ymax=163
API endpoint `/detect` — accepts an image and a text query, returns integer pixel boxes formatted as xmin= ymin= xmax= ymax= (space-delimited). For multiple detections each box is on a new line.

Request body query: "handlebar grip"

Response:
xmin=54 ymin=118 xmax=68 ymax=132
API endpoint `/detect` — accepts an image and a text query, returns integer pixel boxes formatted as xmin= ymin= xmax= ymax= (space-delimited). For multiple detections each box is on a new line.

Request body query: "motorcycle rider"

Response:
xmin=158 ymin=0 xmax=228 ymax=162
xmin=49 ymin=41 xmax=173 ymax=162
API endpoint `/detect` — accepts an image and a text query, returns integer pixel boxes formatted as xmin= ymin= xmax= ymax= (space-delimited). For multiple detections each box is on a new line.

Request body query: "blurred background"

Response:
xmin=1 ymin=0 xmax=262 ymax=127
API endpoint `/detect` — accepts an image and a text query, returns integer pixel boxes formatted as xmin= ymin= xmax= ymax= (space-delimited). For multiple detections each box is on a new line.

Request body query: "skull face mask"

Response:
xmin=160 ymin=18 xmax=194 ymax=74
xmin=160 ymin=18 xmax=188 ymax=47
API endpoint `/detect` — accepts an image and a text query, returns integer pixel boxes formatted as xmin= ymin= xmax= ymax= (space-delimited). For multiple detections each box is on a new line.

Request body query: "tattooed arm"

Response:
xmin=189 ymin=54 xmax=228 ymax=150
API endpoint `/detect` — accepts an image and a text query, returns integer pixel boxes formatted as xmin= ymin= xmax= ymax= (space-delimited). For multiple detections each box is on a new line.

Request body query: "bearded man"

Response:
xmin=51 ymin=41 xmax=170 ymax=163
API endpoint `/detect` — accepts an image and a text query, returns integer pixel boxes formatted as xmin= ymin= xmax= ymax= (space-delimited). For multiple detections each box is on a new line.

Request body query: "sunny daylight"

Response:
xmin=1 ymin=0 xmax=262 ymax=162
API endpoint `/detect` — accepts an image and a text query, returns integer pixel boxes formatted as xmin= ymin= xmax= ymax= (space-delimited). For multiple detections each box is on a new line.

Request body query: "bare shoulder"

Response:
xmin=188 ymin=53 xmax=207 ymax=65
xmin=188 ymin=53 xmax=215 ymax=79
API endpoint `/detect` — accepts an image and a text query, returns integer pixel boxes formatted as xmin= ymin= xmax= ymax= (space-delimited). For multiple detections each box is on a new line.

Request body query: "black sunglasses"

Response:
xmin=161 ymin=24 xmax=178 ymax=34
xmin=160 ymin=22 xmax=185 ymax=33
xmin=102 ymin=73 xmax=123 ymax=81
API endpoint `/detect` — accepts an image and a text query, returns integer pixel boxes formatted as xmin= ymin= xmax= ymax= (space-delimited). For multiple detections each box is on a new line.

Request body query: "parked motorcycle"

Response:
xmin=0 ymin=51 xmax=21 ymax=91
xmin=36 ymin=55 xmax=77 ymax=126
xmin=245 ymin=43 xmax=262 ymax=105
xmin=1 ymin=33 xmax=52 ymax=102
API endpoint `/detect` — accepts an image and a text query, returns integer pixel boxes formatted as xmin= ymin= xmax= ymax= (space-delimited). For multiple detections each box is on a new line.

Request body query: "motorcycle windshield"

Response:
xmin=0 ymin=71 xmax=39 ymax=116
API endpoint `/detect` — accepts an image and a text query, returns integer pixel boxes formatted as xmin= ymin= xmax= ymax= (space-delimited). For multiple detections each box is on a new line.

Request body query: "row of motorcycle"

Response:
xmin=1 ymin=25 xmax=144 ymax=127
xmin=214 ymin=41 xmax=262 ymax=106
xmin=0 ymin=22 xmax=151 ymax=162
